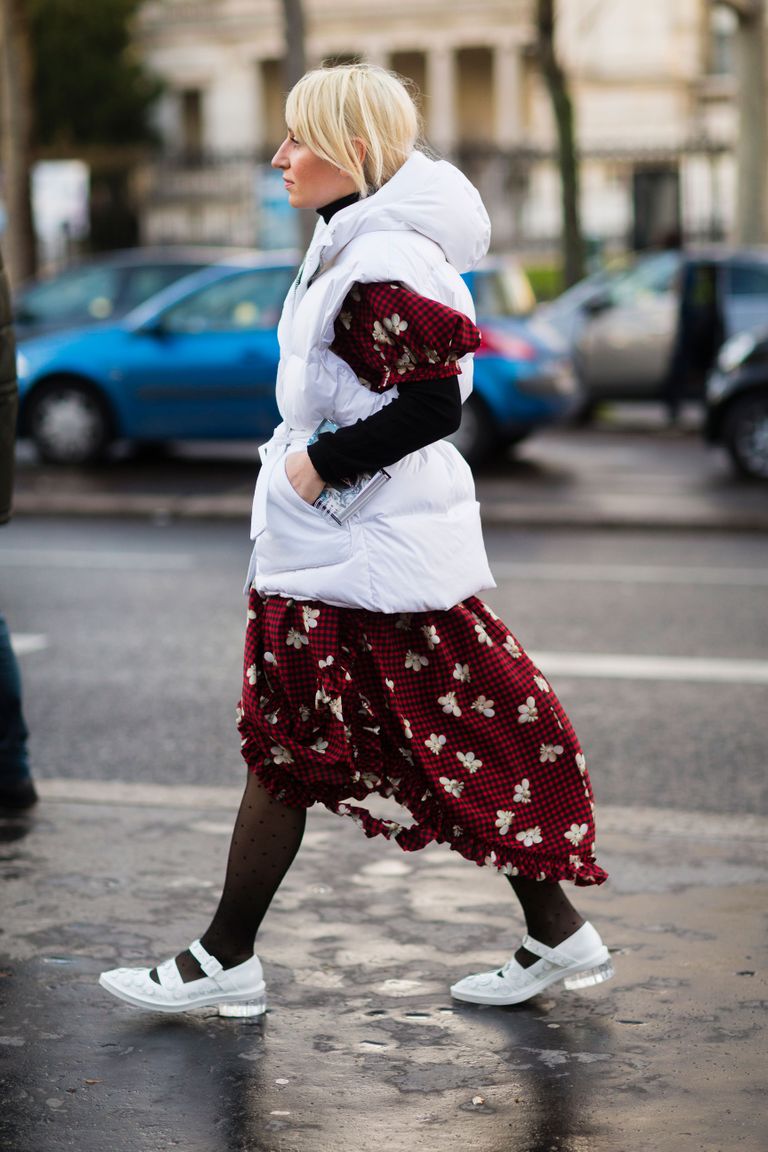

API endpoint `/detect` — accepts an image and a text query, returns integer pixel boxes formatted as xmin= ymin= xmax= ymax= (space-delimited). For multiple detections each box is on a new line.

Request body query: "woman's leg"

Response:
xmin=507 ymin=875 xmax=585 ymax=967
xmin=153 ymin=770 xmax=306 ymax=984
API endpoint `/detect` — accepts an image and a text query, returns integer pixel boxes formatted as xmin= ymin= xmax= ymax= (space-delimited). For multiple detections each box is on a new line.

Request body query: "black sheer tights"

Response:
xmin=507 ymin=875 xmax=585 ymax=969
xmin=151 ymin=771 xmax=306 ymax=984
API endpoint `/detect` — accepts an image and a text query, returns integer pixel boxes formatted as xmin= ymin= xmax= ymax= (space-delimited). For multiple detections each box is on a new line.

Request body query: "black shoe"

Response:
xmin=0 ymin=778 xmax=38 ymax=810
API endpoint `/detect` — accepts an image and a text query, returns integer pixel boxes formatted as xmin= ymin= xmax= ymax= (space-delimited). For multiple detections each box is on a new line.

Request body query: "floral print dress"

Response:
xmin=238 ymin=283 xmax=607 ymax=887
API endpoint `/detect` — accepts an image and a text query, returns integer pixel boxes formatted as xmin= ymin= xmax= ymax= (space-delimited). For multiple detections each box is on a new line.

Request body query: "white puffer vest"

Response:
xmin=246 ymin=151 xmax=496 ymax=614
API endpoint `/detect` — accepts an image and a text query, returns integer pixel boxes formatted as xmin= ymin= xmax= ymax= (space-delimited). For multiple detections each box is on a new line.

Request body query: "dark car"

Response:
xmin=705 ymin=329 xmax=768 ymax=479
xmin=12 ymin=247 xmax=258 ymax=341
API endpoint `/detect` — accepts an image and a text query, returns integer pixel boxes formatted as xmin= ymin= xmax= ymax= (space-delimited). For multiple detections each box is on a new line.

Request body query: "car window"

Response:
xmin=122 ymin=264 xmax=206 ymax=309
xmin=16 ymin=265 xmax=120 ymax=322
xmin=160 ymin=268 xmax=296 ymax=333
xmin=609 ymin=251 xmax=680 ymax=306
xmin=725 ymin=263 xmax=768 ymax=296
xmin=471 ymin=267 xmax=536 ymax=317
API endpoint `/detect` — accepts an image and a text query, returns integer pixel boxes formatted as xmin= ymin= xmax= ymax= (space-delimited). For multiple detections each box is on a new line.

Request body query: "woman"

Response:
xmin=99 ymin=64 xmax=613 ymax=1018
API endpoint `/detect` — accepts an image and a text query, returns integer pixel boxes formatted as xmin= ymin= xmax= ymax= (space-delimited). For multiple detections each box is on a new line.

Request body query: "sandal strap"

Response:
xmin=521 ymin=934 xmax=573 ymax=967
xmin=188 ymin=939 xmax=224 ymax=980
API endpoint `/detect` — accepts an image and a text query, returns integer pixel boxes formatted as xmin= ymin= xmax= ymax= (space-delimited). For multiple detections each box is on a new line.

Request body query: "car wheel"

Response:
xmin=447 ymin=394 xmax=497 ymax=468
xmin=26 ymin=379 xmax=113 ymax=465
xmin=723 ymin=393 xmax=768 ymax=480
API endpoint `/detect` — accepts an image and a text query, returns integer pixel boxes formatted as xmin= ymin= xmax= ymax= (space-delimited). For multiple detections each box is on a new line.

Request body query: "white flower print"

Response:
xmin=576 ymin=753 xmax=587 ymax=775
xmin=456 ymin=750 xmax=482 ymax=773
xmin=395 ymin=613 xmax=413 ymax=631
xmin=382 ymin=820 xmax=402 ymax=839
xmin=302 ymin=606 xmax=320 ymax=631
xmin=438 ymin=691 xmax=462 ymax=717
xmin=310 ymin=736 xmax=328 ymax=753
xmin=503 ymin=635 xmax=522 ymax=658
xmin=328 ymin=696 xmax=344 ymax=721
xmin=517 ymin=697 xmax=539 ymax=724
xmin=235 ymin=704 xmax=244 ymax=725
xmin=424 ymin=346 xmax=440 ymax=363
xmin=350 ymin=285 xmax=361 ymax=303
xmin=271 ymin=744 xmax=293 ymax=766
xmin=385 ymin=678 xmax=395 ymax=692
xmin=372 ymin=319 xmax=393 ymax=345
xmin=421 ymin=624 xmax=441 ymax=650
xmin=360 ymin=633 xmax=373 ymax=652
xmin=425 ymin=732 xmax=447 ymax=755
xmin=246 ymin=663 xmax=258 ymax=685
xmin=453 ymin=662 xmax=471 ymax=683
xmin=483 ymin=603 xmax=500 ymax=622
xmin=564 ymin=823 xmax=589 ymax=846
xmin=516 ymin=826 xmax=543 ymax=847
xmin=539 ymin=744 xmax=564 ymax=764
xmin=405 ymin=650 xmax=429 ymax=671
xmin=437 ymin=776 xmax=463 ymax=799
xmin=298 ymin=704 xmax=311 ymax=722
xmin=569 ymin=854 xmax=584 ymax=870
xmin=339 ymin=310 xmax=352 ymax=330
xmin=452 ymin=824 xmax=464 ymax=838
xmin=318 ymin=655 xmax=334 ymax=669
xmin=264 ymin=651 xmax=276 ymax=664
xmin=399 ymin=746 xmax=414 ymax=764
xmin=247 ymin=607 xmax=257 ymax=620
xmin=472 ymin=695 xmax=496 ymax=718
xmin=286 ymin=628 xmax=308 ymax=650
xmin=495 ymin=810 xmax=515 ymax=835
xmin=401 ymin=717 xmax=413 ymax=739
xmin=360 ymin=770 xmax=381 ymax=790
xmin=500 ymin=862 xmax=520 ymax=877
xmin=474 ymin=622 xmax=493 ymax=647
xmin=384 ymin=313 xmax=408 ymax=336
xmin=265 ymin=711 xmax=279 ymax=725
xmin=396 ymin=347 xmax=416 ymax=374
xmin=533 ymin=674 xmax=550 ymax=693
xmin=484 ymin=850 xmax=498 ymax=868
xmin=513 ymin=778 xmax=532 ymax=804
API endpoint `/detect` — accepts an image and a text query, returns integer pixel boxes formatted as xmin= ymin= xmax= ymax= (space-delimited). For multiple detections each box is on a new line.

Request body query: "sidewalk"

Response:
xmin=12 ymin=412 xmax=768 ymax=532
xmin=2 ymin=780 xmax=766 ymax=1152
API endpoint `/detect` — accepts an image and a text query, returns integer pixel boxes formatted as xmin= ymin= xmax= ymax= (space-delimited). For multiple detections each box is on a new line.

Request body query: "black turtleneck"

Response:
xmin=306 ymin=196 xmax=463 ymax=483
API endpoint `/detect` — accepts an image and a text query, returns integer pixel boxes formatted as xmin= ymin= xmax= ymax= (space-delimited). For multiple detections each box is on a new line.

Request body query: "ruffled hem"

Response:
xmin=244 ymin=754 xmax=608 ymax=888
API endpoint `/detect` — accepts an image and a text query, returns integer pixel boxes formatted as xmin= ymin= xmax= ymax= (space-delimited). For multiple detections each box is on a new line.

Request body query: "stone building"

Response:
xmin=134 ymin=0 xmax=749 ymax=254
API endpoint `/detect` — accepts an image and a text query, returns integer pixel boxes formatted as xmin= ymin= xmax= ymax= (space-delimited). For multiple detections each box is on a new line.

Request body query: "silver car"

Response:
xmin=539 ymin=248 xmax=768 ymax=411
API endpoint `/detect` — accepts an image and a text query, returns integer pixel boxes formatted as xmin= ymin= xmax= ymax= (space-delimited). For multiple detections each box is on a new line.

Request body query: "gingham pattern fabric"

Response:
xmin=238 ymin=592 xmax=607 ymax=887
xmin=330 ymin=281 xmax=482 ymax=391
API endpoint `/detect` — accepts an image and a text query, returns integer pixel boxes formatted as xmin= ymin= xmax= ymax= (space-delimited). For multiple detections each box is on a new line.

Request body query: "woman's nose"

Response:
xmin=271 ymin=141 xmax=289 ymax=169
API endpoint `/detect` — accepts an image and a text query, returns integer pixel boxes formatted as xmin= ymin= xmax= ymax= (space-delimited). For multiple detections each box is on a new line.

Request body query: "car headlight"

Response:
xmin=718 ymin=331 xmax=756 ymax=374
xmin=15 ymin=350 xmax=30 ymax=380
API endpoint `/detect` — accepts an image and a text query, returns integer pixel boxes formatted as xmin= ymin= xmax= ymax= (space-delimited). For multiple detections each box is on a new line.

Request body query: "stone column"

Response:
xmin=426 ymin=46 xmax=456 ymax=154
xmin=205 ymin=62 xmax=258 ymax=155
xmin=495 ymin=43 xmax=523 ymax=148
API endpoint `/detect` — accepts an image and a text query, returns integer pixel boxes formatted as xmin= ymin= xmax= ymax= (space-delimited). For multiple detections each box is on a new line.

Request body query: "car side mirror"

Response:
xmin=582 ymin=291 xmax=613 ymax=316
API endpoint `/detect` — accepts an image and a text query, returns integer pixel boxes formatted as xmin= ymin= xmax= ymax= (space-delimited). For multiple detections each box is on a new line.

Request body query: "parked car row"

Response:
xmin=13 ymin=249 xmax=579 ymax=467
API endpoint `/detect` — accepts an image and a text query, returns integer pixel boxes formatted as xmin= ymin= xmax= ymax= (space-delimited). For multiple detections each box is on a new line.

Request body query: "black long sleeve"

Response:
xmin=306 ymin=377 xmax=462 ymax=482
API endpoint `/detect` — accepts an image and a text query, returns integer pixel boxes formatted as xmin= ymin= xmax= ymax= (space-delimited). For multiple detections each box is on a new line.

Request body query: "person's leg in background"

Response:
xmin=0 ymin=612 xmax=37 ymax=809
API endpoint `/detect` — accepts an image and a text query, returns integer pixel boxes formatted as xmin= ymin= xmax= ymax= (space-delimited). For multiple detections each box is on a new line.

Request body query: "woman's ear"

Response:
xmin=352 ymin=137 xmax=367 ymax=167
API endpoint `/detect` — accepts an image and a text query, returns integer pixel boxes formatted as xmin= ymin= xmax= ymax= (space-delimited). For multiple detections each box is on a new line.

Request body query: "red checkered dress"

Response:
xmin=239 ymin=284 xmax=607 ymax=887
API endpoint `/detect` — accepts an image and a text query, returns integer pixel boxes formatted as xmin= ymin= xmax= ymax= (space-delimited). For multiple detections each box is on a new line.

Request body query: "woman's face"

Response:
xmin=272 ymin=130 xmax=358 ymax=210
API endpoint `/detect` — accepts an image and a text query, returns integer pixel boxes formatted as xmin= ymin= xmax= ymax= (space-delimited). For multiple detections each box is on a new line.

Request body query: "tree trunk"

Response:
xmin=721 ymin=0 xmax=767 ymax=244
xmin=535 ymin=0 xmax=584 ymax=286
xmin=0 ymin=0 xmax=37 ymax=287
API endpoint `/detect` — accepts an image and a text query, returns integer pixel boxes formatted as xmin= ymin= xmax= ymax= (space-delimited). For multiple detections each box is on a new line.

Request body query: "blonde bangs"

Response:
xmin=285 ymin=64 xmax=420 ymax=197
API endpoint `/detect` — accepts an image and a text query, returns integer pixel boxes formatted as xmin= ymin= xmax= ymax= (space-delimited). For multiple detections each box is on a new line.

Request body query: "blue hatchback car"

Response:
xmin=16 ymin=254 xmax=578 ymax=466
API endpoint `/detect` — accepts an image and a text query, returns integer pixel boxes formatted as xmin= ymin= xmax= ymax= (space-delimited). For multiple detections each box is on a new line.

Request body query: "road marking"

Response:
xmin=28 ymin=778 xmax=768 ymax=843
xmin=531 ymin=651 xmax=768 ymax=685
xmin=0 ymin=549 xmax=193 ymax=572
xmin=10 ymin=633 xmax=48 ymax=656
xmin=492 ymin=562 xmax=768 ymax=588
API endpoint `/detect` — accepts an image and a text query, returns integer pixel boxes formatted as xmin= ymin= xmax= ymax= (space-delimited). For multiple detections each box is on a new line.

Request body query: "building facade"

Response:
xmin=134 ymin=0 xmax=748 ymax=255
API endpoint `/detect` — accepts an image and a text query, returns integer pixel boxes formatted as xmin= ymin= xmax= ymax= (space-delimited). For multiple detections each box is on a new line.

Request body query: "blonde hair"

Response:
xmin=285 ymin=63 xmax=420 ymax=197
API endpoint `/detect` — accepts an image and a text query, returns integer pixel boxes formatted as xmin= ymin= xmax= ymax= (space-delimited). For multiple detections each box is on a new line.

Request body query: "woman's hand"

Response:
xmin=284 ymin=450 xmax=326 ymax=505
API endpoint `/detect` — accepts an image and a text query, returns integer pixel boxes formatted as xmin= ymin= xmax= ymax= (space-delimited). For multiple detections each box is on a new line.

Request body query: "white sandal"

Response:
xmin=98 ymin=939 xmax=267 ymax=1017
xmin=450 ymin=921 xmax=614 ymax=1006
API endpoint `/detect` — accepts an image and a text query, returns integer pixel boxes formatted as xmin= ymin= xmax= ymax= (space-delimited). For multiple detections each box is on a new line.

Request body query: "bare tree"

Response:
xmin=716 ymin=0 xmax=766 ymax=243
xmin=535 ymin=0 xmax=584 ymax=286
xmin=280 ymin=0 xmax=314 ymax=246
xmin=0 ymin=0 xmax=37 ymax=287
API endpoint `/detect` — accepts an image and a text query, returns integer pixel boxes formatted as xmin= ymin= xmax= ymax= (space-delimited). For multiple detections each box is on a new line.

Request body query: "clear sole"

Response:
xmin=563 ymin=957 xmax=615 ymax=990
xmin=218 ymin=993 xmax=267 ymax=1018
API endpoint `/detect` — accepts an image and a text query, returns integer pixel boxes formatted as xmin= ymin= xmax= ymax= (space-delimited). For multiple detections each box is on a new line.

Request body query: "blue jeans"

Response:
xmin=0 ymin=613 xmax=30 ymax=781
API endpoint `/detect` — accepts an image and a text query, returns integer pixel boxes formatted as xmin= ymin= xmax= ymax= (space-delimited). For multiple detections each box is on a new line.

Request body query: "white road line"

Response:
xmin=29 ymin=778 xmax=768 ymax=842
xmin=0 ymin=549 xmax=193 ymax=571
xmin=531 ymin=651 xmax=768 ymax=685
xmin=10 ymin=633 xmax=48 ymax=656
xmin=492 ymin=562 xmax=768 ymax=588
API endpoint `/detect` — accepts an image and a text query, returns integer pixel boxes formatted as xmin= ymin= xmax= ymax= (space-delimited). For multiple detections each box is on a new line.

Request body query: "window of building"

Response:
xmin=180 ymin=89 xmax=203 ymax=157
xmin=390 ymin=51 xmax=427 ymax=113
xmin=709 ymin=5 xmax=736 ymax=75
xmin=456 ymin=47 xmax=494 ymax=146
